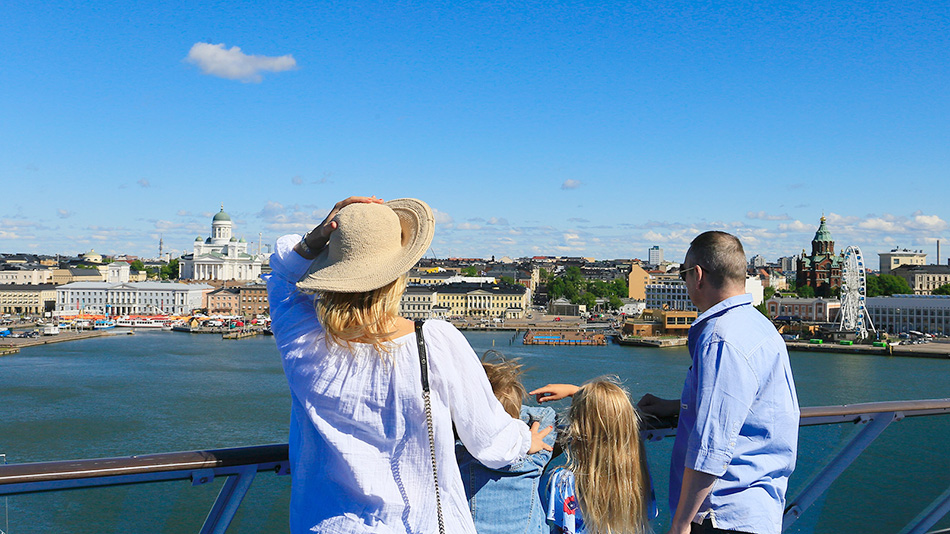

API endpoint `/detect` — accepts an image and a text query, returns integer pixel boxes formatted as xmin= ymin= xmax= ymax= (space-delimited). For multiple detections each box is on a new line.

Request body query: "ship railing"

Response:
xmin=1 ymin=399 xmax=949 ymax=533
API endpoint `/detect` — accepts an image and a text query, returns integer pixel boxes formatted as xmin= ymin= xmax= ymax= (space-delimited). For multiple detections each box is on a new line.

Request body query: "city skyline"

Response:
xmin=2 ymin=2 xmax=948 ymax=268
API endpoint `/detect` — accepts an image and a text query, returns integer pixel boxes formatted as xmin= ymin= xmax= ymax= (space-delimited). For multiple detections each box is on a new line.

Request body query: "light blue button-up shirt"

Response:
xmin=670 ymin=294 xmax=799 ymax=534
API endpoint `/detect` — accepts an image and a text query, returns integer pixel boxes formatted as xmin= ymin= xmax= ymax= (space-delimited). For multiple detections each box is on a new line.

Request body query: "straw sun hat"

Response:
xmin=296 ymin=198 xmax=434 ymax=293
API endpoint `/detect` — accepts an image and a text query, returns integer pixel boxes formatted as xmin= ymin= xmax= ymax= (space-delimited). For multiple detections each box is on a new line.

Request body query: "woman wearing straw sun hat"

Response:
xmin=266 ymin=196 xmax=552 ymax=534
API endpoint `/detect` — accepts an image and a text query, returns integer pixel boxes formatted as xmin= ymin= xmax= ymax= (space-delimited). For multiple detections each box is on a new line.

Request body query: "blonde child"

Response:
xmin=531 ymin=379 xmax=656 ymax=534
xmin=456 ymin=351 xmax=558 ymax=534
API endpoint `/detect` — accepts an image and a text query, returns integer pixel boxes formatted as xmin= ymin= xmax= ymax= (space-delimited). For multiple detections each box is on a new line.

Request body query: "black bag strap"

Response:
xmin=415 ymin=320 xmax=430 ymax=393
xmin=414 ymin=320 xmax=445 ymax=533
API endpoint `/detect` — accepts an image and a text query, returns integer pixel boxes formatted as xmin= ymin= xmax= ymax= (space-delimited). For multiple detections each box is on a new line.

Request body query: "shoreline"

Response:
xmin=786 ymin=340 xmax=950 ymax=359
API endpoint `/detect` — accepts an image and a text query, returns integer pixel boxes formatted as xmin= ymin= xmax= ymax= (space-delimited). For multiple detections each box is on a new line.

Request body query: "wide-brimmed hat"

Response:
xmin=296 ymin=198 xmax=434 ymax=293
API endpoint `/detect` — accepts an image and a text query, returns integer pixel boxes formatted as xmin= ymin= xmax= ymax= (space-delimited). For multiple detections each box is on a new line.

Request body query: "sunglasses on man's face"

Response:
xmin=679 ymin=265 xmax=698 ymax=281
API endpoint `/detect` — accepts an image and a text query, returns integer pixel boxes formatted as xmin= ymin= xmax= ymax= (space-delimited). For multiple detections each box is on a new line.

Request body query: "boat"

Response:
xmin=115 ymin=317 xmax=172 ymax=329
xmin=93 ymin=320 xmax=116 ymax=330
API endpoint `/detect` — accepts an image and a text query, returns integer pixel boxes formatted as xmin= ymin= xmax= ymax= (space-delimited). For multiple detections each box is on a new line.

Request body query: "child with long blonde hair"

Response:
xmin=531 ymin=378 xmax=656 ymax=534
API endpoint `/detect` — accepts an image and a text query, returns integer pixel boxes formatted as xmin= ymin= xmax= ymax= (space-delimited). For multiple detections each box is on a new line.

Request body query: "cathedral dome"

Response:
xmin=813 ymin=216 xmax=833 ymax=242
xmin=213 ymin=207 xmax=231 ymax=222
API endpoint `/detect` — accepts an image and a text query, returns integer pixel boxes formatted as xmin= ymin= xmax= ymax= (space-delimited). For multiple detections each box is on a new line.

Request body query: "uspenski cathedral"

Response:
xmin=796 ymin=216 xmax=843 ymax=296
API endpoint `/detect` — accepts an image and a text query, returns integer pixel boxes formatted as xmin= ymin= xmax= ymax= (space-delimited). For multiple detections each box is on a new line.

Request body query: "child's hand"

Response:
xmin=529 ymin=384 xmax=580 ymax=403
xmin=527 ymin=422 xmax=554 ymax=454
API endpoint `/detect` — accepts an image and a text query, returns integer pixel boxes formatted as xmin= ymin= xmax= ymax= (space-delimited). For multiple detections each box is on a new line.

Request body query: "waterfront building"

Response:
xmin=627 ymin=264 xmax=651 ymax=300
xmin=618 ymin=299 xmax=646 ymax=316
xmin=766 ymin=297 xmax=840 ymax=323
xmin=645 ymin=279 xmax=696 ymax=312
xmin=0 ymin=284 xmax=57 ymax=315
xmin=796 ymin=216 xmax=843 ymax=296
xmin=179 ymin=207 xmax=265 ymax=281
xmin=436 ymin=282 xmax=529 ymax=319
xmin=621 ymin=309 xmax=697 ymax=337
xmin=889 ymin=265 xmax=950 ymax=295
xmin=238 ymin=283 xmax=269 ymax=317
xmin=648 ymin=246 xmax=663 ymax=266
xmin=55 ymin=281 xmax=212 ymax=316
xmin=866 ymin=294 xmax=950 ymax=334
xmin=51 ymin=267 xmax=105 ymax=285
xmin=0 ymin=267 xmax=53 ymax=285
xmin=400 ymin=286 xmax=439 ymax=320
xmin=206 ymin=287 xmax=240 ymax=315
xmin=879 ymin=248 xmax=926 ymax=275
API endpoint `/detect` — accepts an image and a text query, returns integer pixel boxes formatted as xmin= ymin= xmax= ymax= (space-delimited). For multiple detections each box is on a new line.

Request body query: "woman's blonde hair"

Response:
xmin=481 ymin=350 xmax=527 ymax=419
xmin=565 ymin=377 xmax=651 ymax=534
xmin=316 ymin=275 xmax=407 ymax=352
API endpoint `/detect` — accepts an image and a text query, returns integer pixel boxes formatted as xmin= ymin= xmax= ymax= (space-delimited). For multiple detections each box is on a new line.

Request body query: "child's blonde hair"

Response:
xmin=481 ymin=350 xmax=527 ymax=419
xmin=316 ymin=275 xmax=407 ymax=352
xmin=565 ymin=377 xmax=650 ymax=534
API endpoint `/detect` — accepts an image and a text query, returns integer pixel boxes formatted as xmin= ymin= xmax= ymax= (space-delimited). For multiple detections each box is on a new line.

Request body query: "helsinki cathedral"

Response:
xmin=179 ymin=206 xmax=265 ymax=281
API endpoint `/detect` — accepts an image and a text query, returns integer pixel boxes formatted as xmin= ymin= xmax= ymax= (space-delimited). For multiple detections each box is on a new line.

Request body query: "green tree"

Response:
xmin=755 ymin=301 xmax=770 ymax=318
xmin=933 ymin=284 xmax=950 ymax=296
xmin=500 ymin=276 xmax=515 ymax=286
xmin=130 ymin=260 xmax=145 ymax=272
xmin=160 ymin=259 xmax=179 ymax=280
xmin=866 ymin=274 xmax=913 ymax=297
xmin=607 ymin=295 xmax=624 ymax=310
xmin=764 ymin=286 xmax=776 ymax=301
xmin=461 ymin=266 xmax=477 ymax=277
xmin=796 ymin=285 xmax=815 ymax=298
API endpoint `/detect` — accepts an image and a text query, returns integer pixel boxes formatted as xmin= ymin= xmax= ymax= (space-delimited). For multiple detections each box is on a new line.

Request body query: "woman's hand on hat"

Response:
xmin=529 ymin=383 xmax=580 ymax=403
xmin=297 ymin=196 xmax=384 ymax=258
xmin=528 ymin=421 xmax=554 ymax=454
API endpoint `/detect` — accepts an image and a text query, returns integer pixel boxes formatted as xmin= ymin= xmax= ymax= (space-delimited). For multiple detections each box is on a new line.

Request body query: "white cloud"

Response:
xmin=909 ymin=214 xmax=948 ymax=232
xmin=185 ymin=43 xmax=297 ymax=83
xmin=457 ymin=222 xmax=481 ymax=230
xmin=487 ymin=217 xmax=509 ymax=226
xmin=137 ymin=179 xmax=150 ymax=188
xmin=857 ymin=218 xmax=899 ymax=232
xmin=561 ymin=179 xmax=582 ymax=190
xmin=432 ymin=208 xmax=454 ymax=225
xmin=778 ymin=220 xmax=812 ymax=232
xmin=57 ymin=209 xmax=72 ymax=219
xmin=746 ymin=211 xmax=790 ymax=221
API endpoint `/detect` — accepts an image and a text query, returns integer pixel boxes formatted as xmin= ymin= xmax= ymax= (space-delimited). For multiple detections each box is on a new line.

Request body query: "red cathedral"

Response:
xmin=796 ymin=216 xmax=843 ymax=296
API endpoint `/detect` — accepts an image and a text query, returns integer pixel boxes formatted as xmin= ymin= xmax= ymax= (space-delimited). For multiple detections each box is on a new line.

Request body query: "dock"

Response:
xmin=786 ymin=340 xmax=950 ymax=359
xmin=222 ymin=330 xmax=260 ymax=340
xmin=523 ymin=329 xmax=607 ymax=346
xmin=616 ymin=335 xmax=688 ymax=348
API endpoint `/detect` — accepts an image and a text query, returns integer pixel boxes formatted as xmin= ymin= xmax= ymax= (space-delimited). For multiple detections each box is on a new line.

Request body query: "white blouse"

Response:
xmin=267 ymin=234 xmax=530 ymax=534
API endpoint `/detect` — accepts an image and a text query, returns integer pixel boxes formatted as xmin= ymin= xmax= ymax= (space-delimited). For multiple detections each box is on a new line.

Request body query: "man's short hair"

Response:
xmin=686 ymin=231 xmax=747 ymax=289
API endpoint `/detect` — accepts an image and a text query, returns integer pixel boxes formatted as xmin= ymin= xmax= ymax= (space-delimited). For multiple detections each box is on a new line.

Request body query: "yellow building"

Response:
xmin=627 ymin=264 xmax=650 ymax=300
xmin=0 ymin=284 xmax=57 ymax=315
xmin=433 ymin=282 xmax=530 ymax=319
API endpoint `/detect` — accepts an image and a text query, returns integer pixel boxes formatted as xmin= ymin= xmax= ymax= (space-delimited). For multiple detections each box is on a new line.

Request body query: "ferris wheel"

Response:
xmin=839 ymin=245 xmax=875 ymax=338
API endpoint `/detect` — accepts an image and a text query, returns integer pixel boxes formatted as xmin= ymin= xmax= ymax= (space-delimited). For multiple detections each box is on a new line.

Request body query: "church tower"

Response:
xmin=211 ymin=205 xmax=233 ymax=244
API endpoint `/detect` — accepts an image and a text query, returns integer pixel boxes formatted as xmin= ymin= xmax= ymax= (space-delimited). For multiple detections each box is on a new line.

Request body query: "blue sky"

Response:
xmin=2 ymin=1 xmax=948 ymax=269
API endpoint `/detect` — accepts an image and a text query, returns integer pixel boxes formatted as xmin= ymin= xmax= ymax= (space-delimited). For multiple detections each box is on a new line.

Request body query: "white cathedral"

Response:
xmin=179 ymin=206 xmax=265 ymax=281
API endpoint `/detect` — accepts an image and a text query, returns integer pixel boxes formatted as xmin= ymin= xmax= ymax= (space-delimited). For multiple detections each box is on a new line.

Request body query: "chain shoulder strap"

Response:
xmin=415 ymin=320 xmax=445 ymax=534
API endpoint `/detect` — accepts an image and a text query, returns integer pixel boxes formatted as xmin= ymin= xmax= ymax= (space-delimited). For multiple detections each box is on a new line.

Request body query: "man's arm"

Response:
xmin=667 ymin=467 xmax=718 ymax=534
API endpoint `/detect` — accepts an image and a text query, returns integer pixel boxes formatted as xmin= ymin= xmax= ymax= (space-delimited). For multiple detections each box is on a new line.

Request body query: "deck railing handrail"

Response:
xmin=1 ymin=398 xmax=949 ymax=533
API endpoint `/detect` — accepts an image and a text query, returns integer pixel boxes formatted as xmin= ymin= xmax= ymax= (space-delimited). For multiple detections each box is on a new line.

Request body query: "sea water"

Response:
xmin=0 ymin=330 xmax=947 ymax=533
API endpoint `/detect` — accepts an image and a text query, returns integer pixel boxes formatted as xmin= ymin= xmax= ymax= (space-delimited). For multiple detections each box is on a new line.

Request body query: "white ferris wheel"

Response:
xmin=838 ymin=245 xmax=875 ymax=338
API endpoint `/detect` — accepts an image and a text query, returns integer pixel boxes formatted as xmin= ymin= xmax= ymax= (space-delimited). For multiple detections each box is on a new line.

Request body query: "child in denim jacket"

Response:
xmin=532 ymin=378 xmax=657 ymax=534
xmin=456 ymin=351 xmax=558 ymax=534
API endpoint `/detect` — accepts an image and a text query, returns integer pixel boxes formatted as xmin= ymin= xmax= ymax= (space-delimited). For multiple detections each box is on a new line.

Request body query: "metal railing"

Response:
xmin=1 ymin=400 xmax=949 ymax=533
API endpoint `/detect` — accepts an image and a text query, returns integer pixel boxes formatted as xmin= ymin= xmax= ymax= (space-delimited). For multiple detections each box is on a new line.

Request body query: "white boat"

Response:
xmin=115 ymin=318 xmax=171 ymax=329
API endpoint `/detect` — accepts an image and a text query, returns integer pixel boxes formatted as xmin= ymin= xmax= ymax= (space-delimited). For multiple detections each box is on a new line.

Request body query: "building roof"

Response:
xmin=213 ymin=207 xmax=231 ymax=222
xmin=813 ymin=216 xmax=833 ymax=242
xmin=891 ymin=264 xmax=950 ymax=275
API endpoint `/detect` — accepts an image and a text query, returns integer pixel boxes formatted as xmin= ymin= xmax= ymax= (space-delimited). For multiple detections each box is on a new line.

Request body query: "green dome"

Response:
xmin=239 ymin=237 xmax=246 ymax=243
xmin=195 ymin=236 xmax=202 ymax=241
xmin=813 ymin=216 xmax=833 ymax=242
xmin=230 ymin=237 xmax=238 ymax=242
xmin=213 ymin=206 xmax=231 ymax=222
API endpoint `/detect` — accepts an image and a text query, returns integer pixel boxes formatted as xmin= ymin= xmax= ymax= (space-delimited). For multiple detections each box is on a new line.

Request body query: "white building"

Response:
xmin=647 ymin=276 xmax=764 ymax=312
xmin=766 ymin=297 xmax=840 ymax=322
xmin=879 ymin=248 xmax=926 ymax=275
xmin=648 ymin=246 xmax=664 ymax=266
xmin=0 ymin=268 xmax=53 ymax=285
xmin=56 ymin=281 xmax=212 ymax=316
xmin=179 ymin=207 xmax=265 ymax=281
xmin=866 ymin=294 xmax=950 ymax=335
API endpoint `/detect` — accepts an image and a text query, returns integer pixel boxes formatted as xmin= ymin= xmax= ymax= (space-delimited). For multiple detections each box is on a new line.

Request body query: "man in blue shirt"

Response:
xmin=639 ymin=231 xmax=799 ymax=534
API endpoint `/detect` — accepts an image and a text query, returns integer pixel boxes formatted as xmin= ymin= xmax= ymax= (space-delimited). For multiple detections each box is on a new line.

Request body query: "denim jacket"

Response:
xmin=456 ymin=405 xmax=558 ymax=534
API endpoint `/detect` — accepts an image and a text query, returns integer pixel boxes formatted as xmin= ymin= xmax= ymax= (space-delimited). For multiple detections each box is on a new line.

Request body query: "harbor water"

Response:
xmin=1 ymin=329 xmax=948 ymax=533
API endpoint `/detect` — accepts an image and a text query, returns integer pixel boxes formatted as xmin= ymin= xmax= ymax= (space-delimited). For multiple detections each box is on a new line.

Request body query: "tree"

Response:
xmin=796 ymin=285 xmax=815 ymax=298
xmin=130 ymin=260 xmax=145 ymax=272
xmin=764 ymin=286 xmax=776 ymax=301
xmin=499 ymin=276 xmax=515 ymax=286
xmin=755 ymin=301 xmax=770 ymax=318
xmin=933 ymin=284 xmax=950 ymax=296
xmin=461 ymin=266 xmax=477 ymax=277
xmin=866 ymin=274 xmax=913 ymax=297
xmin=608 ymin=295 xmax=624 ymax=310
xmin=160 ymin=259 xmax=179 ymax=280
